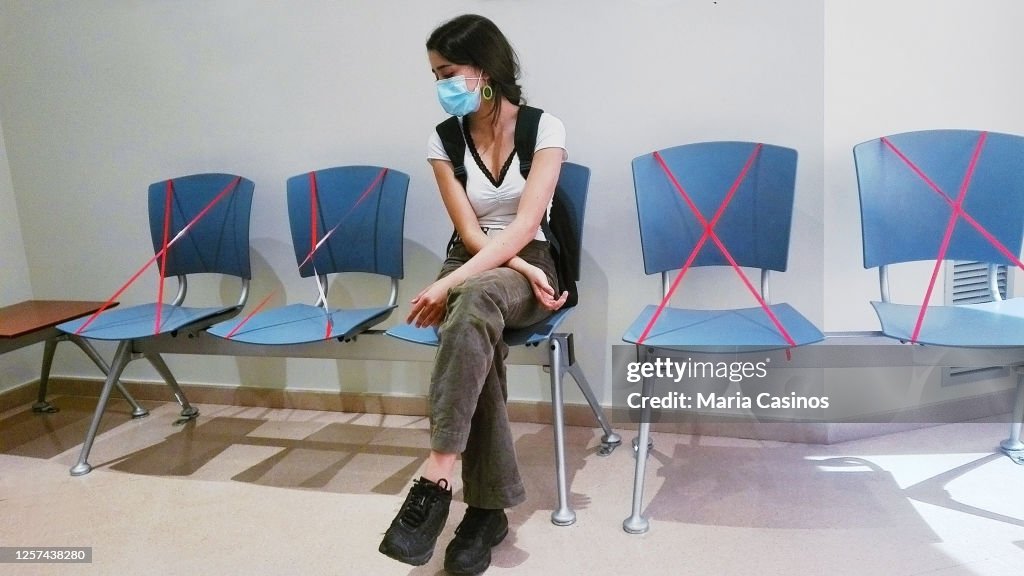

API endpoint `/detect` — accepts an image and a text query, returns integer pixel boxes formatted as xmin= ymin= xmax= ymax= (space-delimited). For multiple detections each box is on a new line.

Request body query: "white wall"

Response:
xmin=0 ymin=106 xmax=36 ymax=390
xmin=7 ymin=1 xmax=1014 ymax=405
xmin=0 ymin=0 xmax=825 ymax=403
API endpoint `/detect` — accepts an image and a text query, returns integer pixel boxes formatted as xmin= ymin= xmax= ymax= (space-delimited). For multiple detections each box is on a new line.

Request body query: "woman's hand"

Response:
xmin=407 ymin=277 xmax=455 ymax=328
xmin=517 ymin=262 xmax=568 ymax=312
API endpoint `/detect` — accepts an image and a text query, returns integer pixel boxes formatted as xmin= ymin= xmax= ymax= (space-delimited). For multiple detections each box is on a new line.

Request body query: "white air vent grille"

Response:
xmin=948 ymin=261 xmax=1007 ymax=304
xmin=944 ymin=261 xmax=1011 ymax=384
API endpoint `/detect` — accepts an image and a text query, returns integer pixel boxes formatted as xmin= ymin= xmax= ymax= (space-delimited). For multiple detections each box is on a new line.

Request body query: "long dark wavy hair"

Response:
xmin=426 ymin=14 xmax=524 ymax=125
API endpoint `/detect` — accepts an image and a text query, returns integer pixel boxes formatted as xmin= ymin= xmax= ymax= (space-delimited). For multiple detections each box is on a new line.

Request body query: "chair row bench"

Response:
xmin=5 ymin=130 xmax=1024 ymax=534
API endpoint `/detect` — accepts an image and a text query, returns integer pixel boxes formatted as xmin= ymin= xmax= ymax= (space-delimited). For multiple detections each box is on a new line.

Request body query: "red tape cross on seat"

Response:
xmin=880 ymin=132 xmax=1024 ymax=343
xmin=636 ymin=144 xmax=798 ymax=355
xmin=224 ymin=168 xmax=388 ymax=340
xmin=75 ymin=176 xmax=242 ymax=336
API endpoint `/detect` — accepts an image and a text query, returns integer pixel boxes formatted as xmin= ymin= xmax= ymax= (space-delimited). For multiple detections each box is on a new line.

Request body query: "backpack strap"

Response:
xmin=514 ymin=107 xmax=563 ymax=264
xmin=436 ymin=116 xmax=467 ymax=188
xmin=515 ymin=107 xmax=579 ymax=307
xmin=436 ymin=116 xmax=466 ymax=253
xmin=514 ymin=105 xmax=544 ymax=177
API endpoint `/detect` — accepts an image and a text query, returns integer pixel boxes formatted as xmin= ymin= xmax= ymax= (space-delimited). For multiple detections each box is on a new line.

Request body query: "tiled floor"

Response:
xmin=1 ymin=395 xmax=1023 ymax=575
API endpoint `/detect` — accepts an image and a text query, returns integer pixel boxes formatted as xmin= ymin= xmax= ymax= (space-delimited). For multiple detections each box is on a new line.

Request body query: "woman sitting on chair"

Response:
xmin=379 ymin=13 xmax=568 ymax=575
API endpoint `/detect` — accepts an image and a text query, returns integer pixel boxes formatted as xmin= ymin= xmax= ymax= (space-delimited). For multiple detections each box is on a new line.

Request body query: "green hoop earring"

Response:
xmin=481 ymin=84 xmax=494 ymax=101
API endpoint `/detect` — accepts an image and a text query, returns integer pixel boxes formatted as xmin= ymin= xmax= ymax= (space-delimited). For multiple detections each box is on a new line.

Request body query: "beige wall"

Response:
xmin=0 ymin=108 xmax=36 ymax=389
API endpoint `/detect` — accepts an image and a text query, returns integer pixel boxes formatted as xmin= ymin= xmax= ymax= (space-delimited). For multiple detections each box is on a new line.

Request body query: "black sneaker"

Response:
xmin=379 ymin=477 xmax=453 ymax=566
xmin=443 ymin=507 xmax=508 ymax=575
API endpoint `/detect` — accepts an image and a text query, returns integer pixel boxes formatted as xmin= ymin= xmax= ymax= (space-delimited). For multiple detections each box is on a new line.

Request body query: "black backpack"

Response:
xmin=435 ymin=105 xmax=579 ymax=308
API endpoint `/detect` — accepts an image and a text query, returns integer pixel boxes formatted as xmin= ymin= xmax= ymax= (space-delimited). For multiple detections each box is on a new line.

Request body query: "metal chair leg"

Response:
xmin=32 ymin=339 xmax=59 ymax=413
xmin=548 ymin=337 xmax=575 ymax=526
xmin=546 ymin=334 xmax=623 ymax=526
xmin=1000 ymin=369 xmax=1024 ymax=465
xmin=33 ymin=335 xmax=149 ymax=418
xmin=623 ymin=347 xmax=654 ymax=534
xmin=143 ymin=352 xmax=199 ymax=425
xmin=69 ymin=335 xmax=149 ymax=419
xmin=552 ymin=334 xmax=621 ymax=455
xmin=70 ymin=340 xmax=133 ymax=476
xmin=622 ymin=342 xmax=655 ymax=532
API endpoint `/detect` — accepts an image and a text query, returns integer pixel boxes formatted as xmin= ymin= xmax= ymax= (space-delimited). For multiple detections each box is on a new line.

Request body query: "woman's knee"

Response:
xmin=447 ymin=276 xmax=502 ymax=317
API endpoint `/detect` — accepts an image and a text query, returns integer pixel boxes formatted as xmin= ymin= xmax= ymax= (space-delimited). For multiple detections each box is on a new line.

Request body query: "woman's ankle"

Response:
xmin=423 ymin=451 xmax=457 ymax=484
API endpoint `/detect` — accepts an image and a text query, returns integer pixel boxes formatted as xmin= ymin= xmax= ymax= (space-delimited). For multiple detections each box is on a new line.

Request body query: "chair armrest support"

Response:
xmin=172 ymin=275 xmax=188 ymax=306
xmin=879 ymin=266 xmax=891 ymax=303
xmin=989 ymin=263 xmax=1004 ymax=302
xmin=761 ymin=269 xmax=772 ymax=305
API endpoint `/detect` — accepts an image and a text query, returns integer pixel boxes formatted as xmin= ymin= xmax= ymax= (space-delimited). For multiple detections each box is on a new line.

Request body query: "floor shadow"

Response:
xmin=902 ymin=452 xmax=1024 ymax=528
xmin=0 ymin=396 xmax=156 ymax=459
xmin=643 ymin=439 xmax=940 ymax=535
xmin=107 ymin=415 xmax=431 ymax=496
xmin=482 ymin=424 xmax=604 ymax=572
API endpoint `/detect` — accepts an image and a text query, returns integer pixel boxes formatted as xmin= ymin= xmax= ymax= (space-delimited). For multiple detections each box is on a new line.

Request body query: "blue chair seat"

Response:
xmin=384 ymin=323 xmax=439 ymax=346
xmin=622 ymin=303 xmax=824 ymax=350
xmin=386 ymin=307 xmax=573 ymax=348
xmin=58 ymin=303 xmax=237 ymax=341
xmin=207 ymin=303 xmax=395 ymax=345
xmin=873 ymin=298 xmax=1024 ymax=347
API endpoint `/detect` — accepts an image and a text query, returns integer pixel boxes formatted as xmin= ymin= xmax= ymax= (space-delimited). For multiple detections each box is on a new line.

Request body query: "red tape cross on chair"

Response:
xmin=74 ymin=176 xmax=242 ymax=336
xmin=881 ymin=132 xmax=1024 ymax=343
xmin=636 ymin=144 xmax=798 ymax=357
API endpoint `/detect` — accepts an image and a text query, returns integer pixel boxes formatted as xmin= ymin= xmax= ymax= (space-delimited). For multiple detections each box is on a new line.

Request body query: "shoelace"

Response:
xmin=399 ymin=478 xmax=448 ymax=529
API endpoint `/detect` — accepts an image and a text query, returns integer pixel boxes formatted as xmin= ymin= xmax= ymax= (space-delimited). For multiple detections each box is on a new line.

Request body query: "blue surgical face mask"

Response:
xmin=436 ymin=75 xmax=484 ymax=117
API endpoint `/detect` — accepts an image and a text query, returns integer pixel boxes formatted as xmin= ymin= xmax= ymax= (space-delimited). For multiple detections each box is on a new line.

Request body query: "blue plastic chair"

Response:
xmin=622 ymin=142 xmax=824 ymax=534
xmin=58 ymin=173 xmax=254 ymax=475
xmin=207 ymin=166 xmax=408 ymax=345
xmin=854 ymin=129 xmax=1024 ymax=465
xmin=386 ymin=162 xmax=621 ymax=526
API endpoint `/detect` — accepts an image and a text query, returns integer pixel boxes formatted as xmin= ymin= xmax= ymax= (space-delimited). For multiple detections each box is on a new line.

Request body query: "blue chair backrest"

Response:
xmin=286 ymin=165 xmax=409 ymax=279
xmin=555 ymin=162 xmax=590 ymax=281
xmin=854 ymin=130 xmax=1024 ymax=269
xmin=147 ymin=173 xmax=254 ymax=279
xmin=631 ymin=141 xmax=797 ymax=276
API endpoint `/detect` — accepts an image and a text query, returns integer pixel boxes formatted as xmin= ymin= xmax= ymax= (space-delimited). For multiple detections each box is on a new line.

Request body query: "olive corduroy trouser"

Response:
xmin=429 ymin=240 xmax=558 ymax=510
